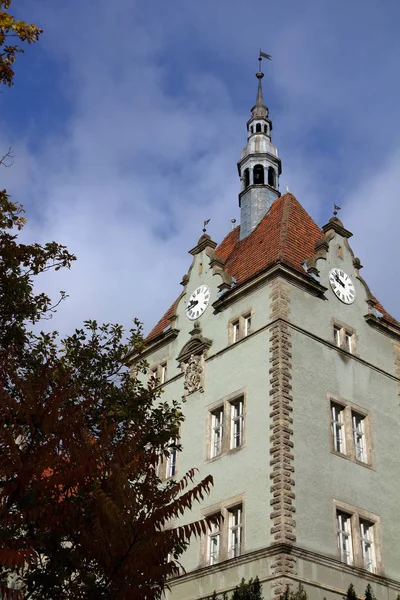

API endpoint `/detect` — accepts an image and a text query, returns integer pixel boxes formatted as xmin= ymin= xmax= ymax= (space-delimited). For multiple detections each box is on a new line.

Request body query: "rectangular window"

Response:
xmin=244 ymin=315 xmax=251 ymax=337
xmin=228 ymin=506 xmax=242 ymax=558
xmin=360 ymin=520 xmax=376 ymax=573
xmin=232 ymin=321 xmax=240 ymax=343
xmin=166 ymin=445 xmax=177 ymax=478
xmin=352 ymin=413 xmax=367 ymax=463
xmin=331 ymin=403 xmax=346 ymax=454
xmin=344 ymin=331 xmax=353 ymax=353
xmin=333 ymin=324 xmax=354 ymax=354
xmin=208 ymin=520 xmax=220 ymax=565
xmin=230 ymin=399 xmax=244 ymax=449
xmin=160 ymin=362 xmax=168 ymax=384
xmin=211 ymin=408 xmax=224 ymax=458
xmin=337 ymin=511 xmax=353 ymax=565
xmin=334 ymin=325 xmax=341 ymax=348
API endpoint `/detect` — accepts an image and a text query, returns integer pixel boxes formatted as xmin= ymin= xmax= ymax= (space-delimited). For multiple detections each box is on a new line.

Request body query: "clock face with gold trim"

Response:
xmin=185 ymin=285 xmax=211 ymax=320
xmin=329 ymin=268 xmax=356 ymax=304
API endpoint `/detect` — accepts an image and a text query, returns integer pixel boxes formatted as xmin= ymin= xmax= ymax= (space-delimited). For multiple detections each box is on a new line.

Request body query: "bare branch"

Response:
xmin=0 ymin=148 xmax=14 ymax=168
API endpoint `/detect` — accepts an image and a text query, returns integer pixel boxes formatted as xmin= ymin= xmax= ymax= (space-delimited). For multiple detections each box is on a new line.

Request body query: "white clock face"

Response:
xmin=186 ymin=285 xmax=211 ymax=320
xmin=329 ymin=268 xmax=356 ymax=304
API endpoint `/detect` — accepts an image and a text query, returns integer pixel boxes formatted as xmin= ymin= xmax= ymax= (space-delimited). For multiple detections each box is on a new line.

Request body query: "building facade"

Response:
xmin=138 ymin=64 xmax=400 ymax=600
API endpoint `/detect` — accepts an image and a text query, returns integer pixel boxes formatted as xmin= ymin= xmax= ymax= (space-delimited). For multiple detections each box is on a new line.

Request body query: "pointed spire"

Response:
xmin=255 ymin=56 xmax=264 ymax=107
xmin=251 ymin=57 xmax=268 ymax=120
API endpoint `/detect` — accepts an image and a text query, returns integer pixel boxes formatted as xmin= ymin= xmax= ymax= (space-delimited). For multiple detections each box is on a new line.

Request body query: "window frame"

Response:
xmin=229 ymin=310 xmax=253 ymax=344
xmin=201 ymin=496 xmax=245 ymax=567
xmin=149 ymin=359 xmax=169 ymax=385
xmin=329 ymin=396 xmax=374 ymax=469
xmin=333 ymin=500 xmax=382 ymax=574
xmin=332 ymin=321 xmax=356 ymax=355
xmin=230 ymin=399 xmax=244 ymax=450
xmin=206 ymin=391 xmax=246 ymax=462
xmin=207 ymin=518 xmax=221 ymax=566
xmin=337 ymin=510 xmax=353 ymax=565
xmin=228 ymin=505 xmax=242 ymax=559
xmin=210 ymin=407 xmax=224 ymax=459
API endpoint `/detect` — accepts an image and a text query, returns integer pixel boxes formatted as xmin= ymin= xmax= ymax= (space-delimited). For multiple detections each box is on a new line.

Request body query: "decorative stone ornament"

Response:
xmin=177 ymin=325 xmax=212 ymax=398
xmin=182 ymin=354 xmax=204 ymax=396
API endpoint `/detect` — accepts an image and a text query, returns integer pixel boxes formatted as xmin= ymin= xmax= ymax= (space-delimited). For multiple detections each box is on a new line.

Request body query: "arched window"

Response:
xmin=243 ymin=168 xmax=250 ymax=188
xmin=254 ymin=164 xmax=264 ymax=185
xmin=268 ymin=167 xmax=276 ymax=187
xmin=256 ymin=123 xmax=262 ymax=133
xmin=264 ymin=124 xmax=268 ymax=133
xmin=250 ymin=126 xmax=254 ymax=134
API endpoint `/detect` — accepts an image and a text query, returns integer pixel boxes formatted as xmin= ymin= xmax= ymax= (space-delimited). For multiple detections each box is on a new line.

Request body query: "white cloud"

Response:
xmin=1 ymin=0 xmax=399 ymax=339
xmin=345 ymin=147 xmax=400 ymax=318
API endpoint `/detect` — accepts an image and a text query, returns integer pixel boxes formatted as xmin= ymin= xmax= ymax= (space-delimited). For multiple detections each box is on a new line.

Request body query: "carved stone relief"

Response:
xmin=182 ymin=353 xmax=204 ymax=397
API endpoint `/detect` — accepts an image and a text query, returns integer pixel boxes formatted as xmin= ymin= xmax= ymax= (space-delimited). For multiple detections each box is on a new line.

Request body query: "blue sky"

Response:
xmin=1 ymin=0 xmax=400 ymax=336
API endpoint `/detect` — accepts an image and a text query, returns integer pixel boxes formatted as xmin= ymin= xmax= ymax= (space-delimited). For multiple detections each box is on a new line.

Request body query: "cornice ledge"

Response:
xmin=189 ymin=234 xmax=217 ymax=255
xmin=129 ymin=328 xmax=180 ymax=363
xmin=365 ymin=313 xmax=400 ymax=341
xmin=169 ymin=543 xmax=400 ymax=592
xmin=213 ymin=263 xmax=326 ymax=312
xmin=322 ymin=217 xmax=353 ymax=239
xmin=168 ymin=543 xmax=291 ymax=586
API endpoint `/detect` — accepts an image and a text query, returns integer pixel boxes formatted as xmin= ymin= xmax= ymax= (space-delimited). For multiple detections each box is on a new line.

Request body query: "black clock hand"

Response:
xmin=334 ymin=273 xmax=345 ymax=288
xmin=187 ymin=300 xmax=199 ymax=311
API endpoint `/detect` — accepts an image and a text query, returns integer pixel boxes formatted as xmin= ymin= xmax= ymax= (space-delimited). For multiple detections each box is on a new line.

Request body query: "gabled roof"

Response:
xmin=146 ymin=193 xmax=398 ymax=343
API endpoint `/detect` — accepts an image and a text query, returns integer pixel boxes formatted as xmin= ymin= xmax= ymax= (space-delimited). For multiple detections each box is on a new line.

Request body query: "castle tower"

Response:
xmin=134 ymin=58 xmax=400 ymax=600
xmin=238 ymin=57 xmax=282 ymax=239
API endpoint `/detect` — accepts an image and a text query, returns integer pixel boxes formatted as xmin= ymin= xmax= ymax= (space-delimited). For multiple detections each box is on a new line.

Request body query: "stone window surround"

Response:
xmin=205 ymin=389 xmax=247 ymax=463
xmin=199 ymin=493 xmax=245 ymax=567
xmin=331 ymin=318 xmax=358 ymax=355
xmin=333 ymin=499 xmax=383 ymax=575
xmin=148 ymin=359 xmax=168 ymax=385
xmin=228 ymin=309 xmax=253 ymax=345
xmin=328 ymin=394 xmax=375 ymax=470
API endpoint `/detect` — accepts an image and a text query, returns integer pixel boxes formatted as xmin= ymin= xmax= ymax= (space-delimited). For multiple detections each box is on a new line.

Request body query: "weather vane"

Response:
xmin=258 ymin=49 xmax=272 ymax=71
xmin=203 ymin=219 xmax=210 ymax=234
xmin=333 ymin=204 xmax=341 ymax=217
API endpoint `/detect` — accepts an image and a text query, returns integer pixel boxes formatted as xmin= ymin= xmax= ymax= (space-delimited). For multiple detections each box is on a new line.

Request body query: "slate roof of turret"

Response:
xmin=146 ymin=193 xmax=398 ymax=343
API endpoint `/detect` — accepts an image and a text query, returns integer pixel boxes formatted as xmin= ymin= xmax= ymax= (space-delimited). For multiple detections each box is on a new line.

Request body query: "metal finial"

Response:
xmin=203 ymin=219 xmax=210 ymax=234
xmin=286 ymin=184 xmax=290 ymax=193
xmin=333 ymin=204 xmax=341 ymax=217
xmin=231 ymin=218 xmax=236 ymax=231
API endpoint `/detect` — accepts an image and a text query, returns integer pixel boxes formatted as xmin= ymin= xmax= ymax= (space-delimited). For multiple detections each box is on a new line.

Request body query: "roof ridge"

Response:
xmin=278 ymin=193 xmax=292 ymax=262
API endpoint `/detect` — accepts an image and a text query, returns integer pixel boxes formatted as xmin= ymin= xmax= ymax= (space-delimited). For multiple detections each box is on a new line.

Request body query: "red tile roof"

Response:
xmin=145 ymin=193 xmax=398 ymax=343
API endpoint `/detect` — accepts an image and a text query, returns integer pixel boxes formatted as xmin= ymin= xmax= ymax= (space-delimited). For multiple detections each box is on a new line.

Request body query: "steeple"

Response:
xmin=237 ymin=55 xmax=282 ymax=240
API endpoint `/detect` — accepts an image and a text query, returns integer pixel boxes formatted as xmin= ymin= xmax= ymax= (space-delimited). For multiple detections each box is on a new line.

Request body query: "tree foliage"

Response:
xmin=232 ymin=577 xmax=263 ymax=600
xmin=344 ymin=584 xmax=358 ymax=600
xmin=0 ymin=180 xmax=213 ymax=600
xmin=280 ymin=583 xmax=307 ymax=600
xmin=0 ymin=0 xmax=42 ymax=87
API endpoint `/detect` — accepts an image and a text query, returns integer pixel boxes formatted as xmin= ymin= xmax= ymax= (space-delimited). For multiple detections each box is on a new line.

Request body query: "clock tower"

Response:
xmin=136 ymin=60 xmax=400 ymax=600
